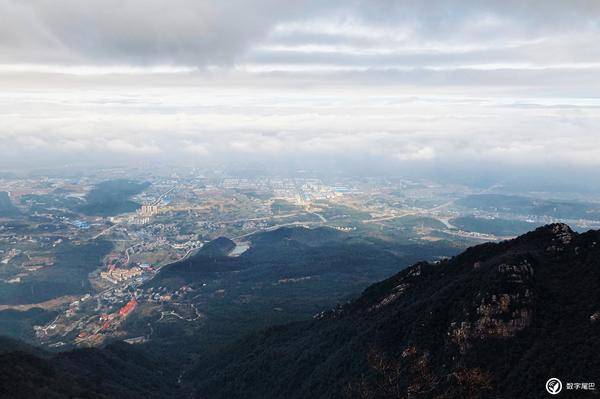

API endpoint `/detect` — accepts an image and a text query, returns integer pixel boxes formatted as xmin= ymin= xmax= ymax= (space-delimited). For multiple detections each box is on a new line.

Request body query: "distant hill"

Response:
xmin=20 ymin=193 xmax=83 ymax=216
xmin=450 ymin=216 xmax=539 ymax=236
xmin=0 ymin=239 xmax=112 ymax=305
xmin=457 ymin=194 xmax=600 ymax=220
xmin=77 ymin=179 xmax=150 ymax=216
xmin=187 ymin=224 xmax=600 ymax=399
xmin=3 ymin=224 xmax=599 ymax=398
xmin=142 ymin=226 xmax=458 ymax=360
xmin=249 ymin=226 xmax=344 ymax=246
xmin=150 ymin=227 xmax=455 ymax=295
xmin=0 ymin=191 xmax=20 ymax=217
xmin=199 ymin=236 xmax=236 ymax=257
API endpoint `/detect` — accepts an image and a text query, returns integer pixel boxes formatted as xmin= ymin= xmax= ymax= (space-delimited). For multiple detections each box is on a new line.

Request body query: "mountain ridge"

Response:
xmin=0 ymin=224 xmax=597 ymax=398
xmin=187 ymin=223 xmax=600 ymax=399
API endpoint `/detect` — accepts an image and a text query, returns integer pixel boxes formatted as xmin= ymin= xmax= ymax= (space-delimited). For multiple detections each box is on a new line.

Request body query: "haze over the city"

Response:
xmin=1 ymin=0 xmax=600 ymax=189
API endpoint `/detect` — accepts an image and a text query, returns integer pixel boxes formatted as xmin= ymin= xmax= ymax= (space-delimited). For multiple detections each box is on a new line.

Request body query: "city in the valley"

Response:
xmin=1 ymin=167 xmax=599 ymax=350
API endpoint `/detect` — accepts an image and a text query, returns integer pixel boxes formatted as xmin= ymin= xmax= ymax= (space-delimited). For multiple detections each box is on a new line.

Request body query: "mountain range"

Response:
xmin=188 ymin=223 xmax=600 ymax=398
xmin=1 ymin=224 xmax=598 ymax=398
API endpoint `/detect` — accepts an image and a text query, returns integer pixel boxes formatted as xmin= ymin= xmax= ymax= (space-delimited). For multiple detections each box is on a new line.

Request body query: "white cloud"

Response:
xmin=183 ymin=143 xmax=210 ymax=156
xmin=0 ymin=0 xmax=599 ymax=174
xmin=105 ymin=139 xmax=161 ymax=154
xmin=396 ymin=146 xmax=436 ymax=161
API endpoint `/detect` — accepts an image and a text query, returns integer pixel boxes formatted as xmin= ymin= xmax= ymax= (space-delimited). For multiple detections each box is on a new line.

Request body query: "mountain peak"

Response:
xmin=199 ymin=237 xmax=236 ymax=257
xmin=532 ymin=222 xmax=574 ymax=241
xmin=512 ymin=222 xmax=576 ymax=253
xmin=190 ymin=224 xmax=600 ymax=399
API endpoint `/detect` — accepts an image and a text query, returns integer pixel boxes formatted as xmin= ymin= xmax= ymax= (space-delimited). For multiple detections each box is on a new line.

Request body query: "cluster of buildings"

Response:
xmin=139 ymin=204 xmax=159 ymax=217
xmin=75 ymin=298 xmax=138 ymax=345
xmin=71 ymin=220 xmax=90 ymax=229
xmin=100 ymin=266 xmax=143 ymax=284
xmin=118 ymin=298 xmax=138 ymax=318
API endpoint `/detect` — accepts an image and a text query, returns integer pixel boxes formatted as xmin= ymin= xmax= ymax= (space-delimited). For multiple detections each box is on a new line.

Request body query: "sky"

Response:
xmin=1 ymin=0 xmax=600 ymax=185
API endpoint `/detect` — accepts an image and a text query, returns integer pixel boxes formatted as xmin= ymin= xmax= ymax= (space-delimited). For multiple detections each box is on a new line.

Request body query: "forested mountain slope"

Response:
xmin=188 ymin=224 xmax=600 ymax=399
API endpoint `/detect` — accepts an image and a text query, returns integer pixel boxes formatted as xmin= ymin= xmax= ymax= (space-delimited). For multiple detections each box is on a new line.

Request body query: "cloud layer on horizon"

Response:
xmin=0 ymin=0 xmax=599 ymax=173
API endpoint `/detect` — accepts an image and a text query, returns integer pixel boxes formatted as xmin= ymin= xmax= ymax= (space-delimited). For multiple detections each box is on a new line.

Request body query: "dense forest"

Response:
xmin=187 ymin=224 xmax=600 ymax=399
xmin=77 ymin=180 xmax=150 ymax=216
xmin=140 ymin=227 xmax=458 ymax=360
xmin=0 ymin=337 xmax=181 ymax=399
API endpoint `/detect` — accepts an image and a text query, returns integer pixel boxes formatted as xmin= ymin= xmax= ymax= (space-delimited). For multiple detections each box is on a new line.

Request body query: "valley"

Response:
xmin=0 ymin=170 xmax=599 ymax=398
xmin=2 ymin=171 xmax=600 ymax=351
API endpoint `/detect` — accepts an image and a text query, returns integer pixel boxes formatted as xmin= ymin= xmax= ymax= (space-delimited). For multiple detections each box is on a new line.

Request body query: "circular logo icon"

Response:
xmin=546 ymin=378 xmax=563 ymax=395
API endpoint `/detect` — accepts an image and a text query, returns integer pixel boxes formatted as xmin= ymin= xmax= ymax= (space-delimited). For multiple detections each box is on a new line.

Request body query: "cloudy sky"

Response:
xmin=1 ymin=0 xmax=600 ymax=181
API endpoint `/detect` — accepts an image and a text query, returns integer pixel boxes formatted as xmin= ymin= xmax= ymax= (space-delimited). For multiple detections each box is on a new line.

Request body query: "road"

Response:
xmin=220 ymin=212 xmax=301 ymax=225
xmin=362 ymin=199 xmax=458 ymax=224
xmin=231 ymin=220 xmax=330 ymax=240
xmin=151 ymin=185 xmax=176 ymax=206
xmin=124 ymin=243 xmax=144 ymax=265
xmin=306 ymin=208 xmax=327 ymax=222
xmin=174 ymin=246 xmax=198 ymax=262
xmin=92 ymin=223 xmax=118 ymax=240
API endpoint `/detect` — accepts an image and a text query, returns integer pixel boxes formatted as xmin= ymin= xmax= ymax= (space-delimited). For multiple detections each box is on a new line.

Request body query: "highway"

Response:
xmin=92 ymin=223 xmax=119 ymax=240
xmin=362 ymin=199 xmax=457 ymax=224
xmin=151 ymin=185 xmax=176 ymax=206
xmin=231 ymin=220 xmax=331 ymax=240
